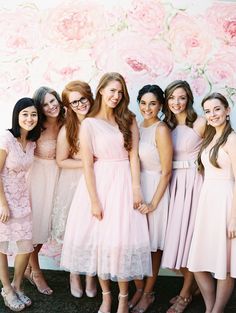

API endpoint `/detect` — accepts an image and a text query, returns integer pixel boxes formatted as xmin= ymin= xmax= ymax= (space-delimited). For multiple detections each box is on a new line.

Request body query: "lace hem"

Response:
xmin=61 ymin=245 xmax=152 ymax=281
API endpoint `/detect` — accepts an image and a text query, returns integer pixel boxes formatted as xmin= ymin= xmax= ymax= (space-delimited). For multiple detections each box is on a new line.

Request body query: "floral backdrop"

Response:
xmin=1 ymin=0 xmax=236 ymax=268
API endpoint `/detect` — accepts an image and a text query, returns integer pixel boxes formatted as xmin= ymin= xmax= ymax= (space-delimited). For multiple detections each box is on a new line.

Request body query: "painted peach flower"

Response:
xmin=127 ymin=0 xmax=165 ymax=36
xmin=92 ymin=32 xmax=173 ymax=83
xmin=206 ymin=48 xmax=236 ymax=88
xmin=206 ymin=2 xmax=236 ymax=46
xmin=167 ymin=13 xmax=212 ymax=65
xmin=41 ymin=1 xmax=104 ymax=50
xmin=0 ymin=6 xmax=42 ymax=55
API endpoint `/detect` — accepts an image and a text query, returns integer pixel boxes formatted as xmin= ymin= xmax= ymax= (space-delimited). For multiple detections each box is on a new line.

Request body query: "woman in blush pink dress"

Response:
xmin=188 ymin=93 xmax=236 ymax=313
xmin=25 ymin=87 xmax=65 ymax=295
xmin=61 ymin=72 xmax=152 ymax=313
xmin=129 ymin=85 xmax=172 ymax=313
xmin=0 ymin=98 xmax=40 ymax=311
xmin=51 ymin=80 xmax=97 ymax=298
xmin=161 ymin=80 xmax=206 ymax=313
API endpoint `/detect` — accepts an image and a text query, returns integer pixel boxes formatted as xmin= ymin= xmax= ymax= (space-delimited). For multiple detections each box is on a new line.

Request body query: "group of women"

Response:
xmin=0 ymin=72 xmax=235 ymax=313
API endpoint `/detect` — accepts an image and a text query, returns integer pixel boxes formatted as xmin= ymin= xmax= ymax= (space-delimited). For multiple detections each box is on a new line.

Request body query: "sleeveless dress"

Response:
xmin=161 ymin=125 xmax=203 ymax=269
xmin=188 ymin=147 xmax=236 ymax=279
xmin=51 ymin=149 xmax=82 ymax=244
xmin=61 ymin=118 xmax=152 ymax=281
xmin=0 ymin=130 xmax=35 ymax=255
xmin=29 ymin=137 xmax=59 ymax=244
xmin=139 ymin=121 xmax=169 ymax=252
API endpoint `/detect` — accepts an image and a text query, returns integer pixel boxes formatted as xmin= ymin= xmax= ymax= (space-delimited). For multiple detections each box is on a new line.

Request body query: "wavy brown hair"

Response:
xmin=163 ymin=80 xmax=197 ymax=130
xmin=89 ymin=72 xmax=135 ymax=151
xmin=33 ymin=86 xmax=65 ymax=130
xmin=62 ymin=80 xmax=94 ymax=156
xmin=197 ymin=92 xmax=233 ymax=172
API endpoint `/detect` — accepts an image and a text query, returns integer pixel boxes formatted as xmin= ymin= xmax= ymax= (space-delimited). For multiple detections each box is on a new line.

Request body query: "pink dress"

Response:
xmin=139 ymin=121 xmax=169 ymax=252
xmin=0 ymin=131 xmax=35 ymax=255
xmin=29 ymin=137 xmax=59 ymax=244
xmin=188 ymin=147 xmax=236 ymax=279
xmin=61 ymin=118 xmax=152 ymax=281
xmin=162 ymin=125 xmax=203 ymax=269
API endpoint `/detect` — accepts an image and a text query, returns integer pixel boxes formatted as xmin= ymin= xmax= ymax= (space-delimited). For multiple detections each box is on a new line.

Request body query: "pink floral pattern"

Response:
xmin=0 ymin=0 xmax=236 ymax=261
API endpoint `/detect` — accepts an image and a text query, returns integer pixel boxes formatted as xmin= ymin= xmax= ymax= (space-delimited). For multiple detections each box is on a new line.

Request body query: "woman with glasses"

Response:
xmin=61 ymin=72 xmax=152 ymax=313
xmin=51 ymin=80 xmax=97 ymax=298
xmin=25 ymin=87 xmax=65 ymax=295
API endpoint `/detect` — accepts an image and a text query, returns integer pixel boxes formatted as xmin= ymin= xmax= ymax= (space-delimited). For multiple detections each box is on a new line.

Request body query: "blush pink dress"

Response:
xmin=188 ymin=146 xmax=236 ymax=279
xmin=29 ymin=137 xmax=59 ymax=244
xmin=61 ymin=118 xmax=152 ymax=281
xmin=0 ymin=131 xmax=35 ymax=255
xmin=161 ymin=125 xmax=203 ymax=270
xmin=139 ymin=121 xmax=169 ymax=252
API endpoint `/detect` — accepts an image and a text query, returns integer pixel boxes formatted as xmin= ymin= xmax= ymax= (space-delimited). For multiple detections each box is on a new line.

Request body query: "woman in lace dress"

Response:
xmin=0 ymin=98 xmax=40 ymax=311
xmin=51 ymin=80 xmax=97 ymax=298
xmin=188 ymin=93 xmax=236 ymax=313
xmin=25 ymin=87 xmax=65 ymax=295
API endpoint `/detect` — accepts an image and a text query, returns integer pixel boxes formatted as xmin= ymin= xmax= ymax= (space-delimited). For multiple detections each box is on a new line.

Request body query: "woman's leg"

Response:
xmin=85 ymin=275 xmax=97 ymax=297
xmin=70 ymin=272 xmax=83 ymax=298
xmin=132 ymin=250 xmax=161 ymax=312
xmin=0 ymin=252 xmax=12 ymax=292
xmin=128 ymin=279 xmax=144 ymax=309
xmin=12 ymin=253 xmax=30 ymax=291
xmin=98 ymin=278 xmax=112 ymax=313
xmin=194 ymin=271 xmax=215 ymax=313
xmin=211 ymin=275 xmax=234 ymax=313
xmin=117 ymin=281 xmax=129 ymax=313
xmin=28 ymin=244 xmax=53 ymax=295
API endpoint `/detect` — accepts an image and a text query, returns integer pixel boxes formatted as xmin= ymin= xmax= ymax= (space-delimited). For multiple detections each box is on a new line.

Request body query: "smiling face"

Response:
xmin=203 ymin=98 xmax=230 ymax=129
xmin=42 ymin=92 xmax=60 ymax=118
xmin=68 ymin=91 xmax=91 ymax=116
xmin=167 ymin=87 xmax=188 ymax=115
xmin=139 ymin=92 xmax=161 ymax=123
xmin=18 ymin=105 xmax=38 ymax=132
xmin=100 ymin=80 xmax=123 ymax=109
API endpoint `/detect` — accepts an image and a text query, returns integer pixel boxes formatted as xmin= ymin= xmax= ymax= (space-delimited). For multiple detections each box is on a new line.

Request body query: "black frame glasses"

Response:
xmin=69 ymin=97 xmax=88 ymax=108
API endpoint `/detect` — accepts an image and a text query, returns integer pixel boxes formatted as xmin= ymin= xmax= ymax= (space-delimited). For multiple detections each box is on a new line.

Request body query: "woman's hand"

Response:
xmin=228 ymin=217 xmax=236 ymax=239
xmin=91 ymin=200 xmax=103 ymax=221
xmin=138 ymin=202 xmax=155 ymax=214
xmin=0 ymin=204 xmax=10 ymax=223
xmin=133 ymin=186 xmax=143 ymax=209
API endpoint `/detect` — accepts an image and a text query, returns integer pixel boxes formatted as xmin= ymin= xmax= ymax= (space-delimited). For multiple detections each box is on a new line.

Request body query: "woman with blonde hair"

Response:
xmin=61 ymin=72 xmax=151 ymax=313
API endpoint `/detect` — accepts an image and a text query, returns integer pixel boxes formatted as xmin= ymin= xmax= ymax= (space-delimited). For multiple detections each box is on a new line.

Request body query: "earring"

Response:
xmin=226 ymin=115 xmax=230 ymax=121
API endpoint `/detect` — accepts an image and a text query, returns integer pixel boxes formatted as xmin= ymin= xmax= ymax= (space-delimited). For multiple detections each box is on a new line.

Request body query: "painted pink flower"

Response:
xmin=0 ymin=6 xmax=42 ymax=55
xmin=207 ymin=2 xmax=236 ymax=46
xmin=206 ymin=48 xmax=236 ymax=87
xmin=127 ymin=0 xmax=165 ymax=36
xmin=92 ymin=32 xmax=173 ymax=83
xmin=42 ymin=1 xmax=104 ymax=50
xmin=167 ymin=13 xmax=212 ymax=65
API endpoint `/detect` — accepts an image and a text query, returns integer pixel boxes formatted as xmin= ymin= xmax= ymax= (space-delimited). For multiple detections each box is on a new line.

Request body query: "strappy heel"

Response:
xmin=128 ymin=288 xmax=143 ymax=309
xmin=30 ymin=271 xmax=53 ymax=295
xmin=98 ymin=291 xmax=111 ymax=313
xmin=11 ymin=285 xmax=32 ymax=307
xmin=166 ymin=295 xmax=192 ymax=313
xmin=131 ymin=292 xmax=155 ymax=313
xmin=1 ymin=288 xmax=25 ymax=312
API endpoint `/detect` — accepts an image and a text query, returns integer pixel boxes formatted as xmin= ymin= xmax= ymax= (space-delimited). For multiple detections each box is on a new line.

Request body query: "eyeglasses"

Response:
xmin=69 ymin=97 xmax=88 ymax=108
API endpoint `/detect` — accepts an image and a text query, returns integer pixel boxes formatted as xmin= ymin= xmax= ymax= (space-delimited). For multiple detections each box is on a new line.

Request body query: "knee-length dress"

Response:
xmin=188 ymin=147 xmax=236 ymax=279
xmin=0 ymin=131 xmax=35 ymax=255
xmin=51 ymin=155 xmax=82 ymax=244
xmin=139 ymin=121 xmax=169 ymax=252
xmin=161 ymin=125 xmax=203 ymax=269
xmin=61 ymin=118 xmax=152 ymax=281
xmin=29 ymin=138 xmax=59 ymax=244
